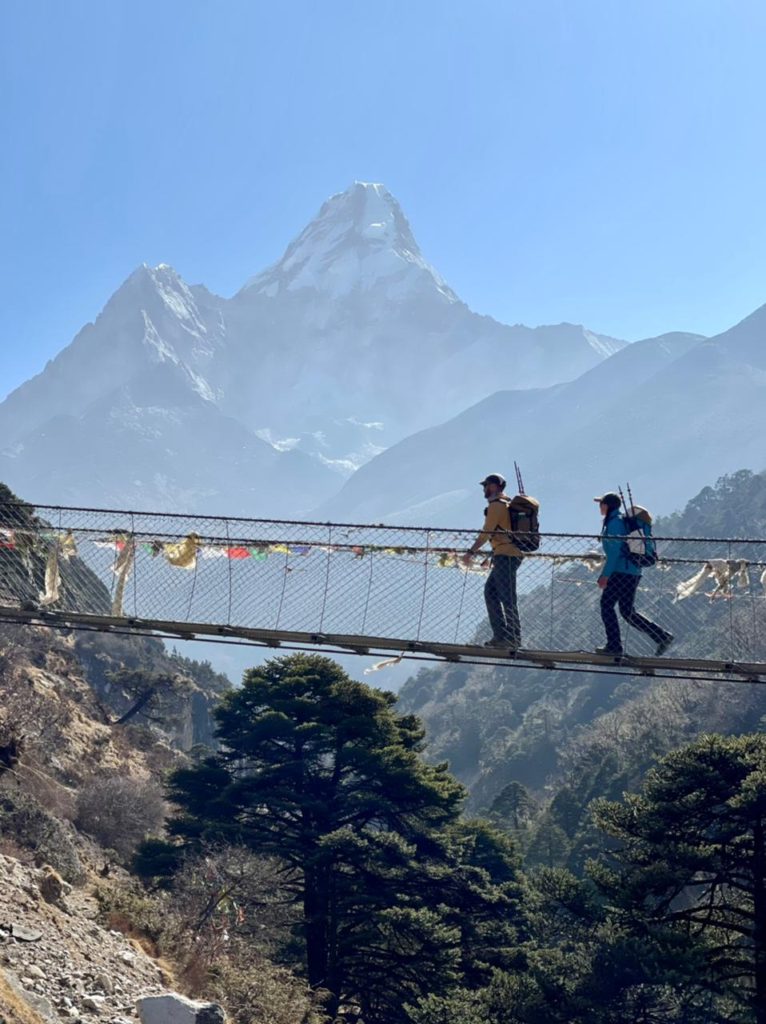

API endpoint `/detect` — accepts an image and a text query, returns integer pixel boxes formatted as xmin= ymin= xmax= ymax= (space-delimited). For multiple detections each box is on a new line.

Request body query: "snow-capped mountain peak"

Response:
xmin=104 ymin=263 xmax=210 ymax=339
xmin=0 ymin=181 xmax=638 ymax=519
xmin=242 ymin=181 xmax=458 ymax=302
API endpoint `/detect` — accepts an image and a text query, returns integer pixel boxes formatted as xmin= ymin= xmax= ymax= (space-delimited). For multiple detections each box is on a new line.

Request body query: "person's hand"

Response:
xmin=462 ymin=552 xmax=475 ymax=567
xmin=598 ymin=575 xmax=608 ymax=589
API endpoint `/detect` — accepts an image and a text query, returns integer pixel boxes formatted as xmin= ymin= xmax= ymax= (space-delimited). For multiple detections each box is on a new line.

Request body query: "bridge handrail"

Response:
xmin=0 ymin=500 xmax=764 ymax=548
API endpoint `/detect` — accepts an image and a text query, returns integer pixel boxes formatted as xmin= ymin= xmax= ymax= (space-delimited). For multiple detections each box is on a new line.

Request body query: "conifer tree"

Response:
xmin=592 ymin=733 xmax=766 ymax=1023
xmin=488 ymin=781 xmax=538 ymax=835
xmin=162 ymin=654 xmax=523 ymax=1023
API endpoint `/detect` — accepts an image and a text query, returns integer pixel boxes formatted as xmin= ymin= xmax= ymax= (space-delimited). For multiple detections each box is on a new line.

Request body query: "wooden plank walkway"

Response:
xmin=1 ymin=604 xmax=764 ymax=683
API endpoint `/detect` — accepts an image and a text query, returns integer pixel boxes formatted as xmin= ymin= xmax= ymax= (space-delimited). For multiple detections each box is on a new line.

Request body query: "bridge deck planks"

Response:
xmin=0 ymin=604 xmax=763 ymax=681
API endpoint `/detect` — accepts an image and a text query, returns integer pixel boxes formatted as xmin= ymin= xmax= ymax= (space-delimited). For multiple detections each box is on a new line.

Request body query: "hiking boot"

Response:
xmin=655 ymin=633 xmax=674 ymax=656
xmin=595 ymin=644 xmax=623 ymax=658
xmin=483 ymin=638 xmax=519 ymax=653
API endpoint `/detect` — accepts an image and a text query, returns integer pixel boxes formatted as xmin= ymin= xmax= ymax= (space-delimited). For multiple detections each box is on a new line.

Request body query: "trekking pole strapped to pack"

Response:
xmin=514 ymin=461 xmax=525 ymax=496
xmin=504 ymin=463 xmax=541 ymax=552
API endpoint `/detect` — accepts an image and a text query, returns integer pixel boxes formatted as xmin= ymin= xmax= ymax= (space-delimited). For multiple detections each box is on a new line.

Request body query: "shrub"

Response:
xmin=95 ymin=860 xmax=316 ymax=1024
xmin=199 ymin=958 xmax=315 ymax=1024
xmin=76 ymin=775 xmax=166 ymax=860
xmin=0 ymin=787 xmax=83 ymax=883
xmin=17 ymin=756 xmax=77 ymax=821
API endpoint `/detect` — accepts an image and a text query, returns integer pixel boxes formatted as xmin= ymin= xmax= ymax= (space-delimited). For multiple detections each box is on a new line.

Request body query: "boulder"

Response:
xmin=137 ymin=994 xmax=225 ymax=1024
xmin=93 ymin=971 xmax=114 ymax=995
xmin=39 ymin=865 xmax=72 ymax=906
xmin=82 ymin=994 xmax=106 ymax=1013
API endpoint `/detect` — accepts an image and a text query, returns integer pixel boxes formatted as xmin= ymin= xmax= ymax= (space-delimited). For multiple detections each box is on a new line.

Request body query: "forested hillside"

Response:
xmin=656 ymin=467 xmax=766 ymax=537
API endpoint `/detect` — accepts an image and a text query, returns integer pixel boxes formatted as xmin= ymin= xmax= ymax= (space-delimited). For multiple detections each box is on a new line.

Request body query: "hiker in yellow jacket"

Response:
xmin=462 ymin=473 xmax=523 ymax=651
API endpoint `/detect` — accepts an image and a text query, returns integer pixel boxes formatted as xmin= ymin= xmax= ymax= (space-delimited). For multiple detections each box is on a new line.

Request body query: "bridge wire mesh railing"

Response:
xmin=0 ymin=502 xmax=764 ymax=667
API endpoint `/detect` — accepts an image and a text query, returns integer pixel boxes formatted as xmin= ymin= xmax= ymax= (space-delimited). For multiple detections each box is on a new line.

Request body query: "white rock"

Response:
xmin=137 ymin=993 xmax=225 ymax=1024
xmin=83 ymin=995 xmax=107 ymax=1014
xmin=93 ymin=972 xmax=114 ymax=995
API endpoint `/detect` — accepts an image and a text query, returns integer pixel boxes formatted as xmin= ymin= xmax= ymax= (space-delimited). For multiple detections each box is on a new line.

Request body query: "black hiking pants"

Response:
xmin=485 ymin=555 xmax=522 ymax=648
xmin=600 ymin=572 xmax=667 ymax=651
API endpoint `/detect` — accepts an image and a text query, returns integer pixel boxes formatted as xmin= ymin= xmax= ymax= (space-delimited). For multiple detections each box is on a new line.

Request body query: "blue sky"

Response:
xmin=2 ymin=0 xmax=765 ymax=399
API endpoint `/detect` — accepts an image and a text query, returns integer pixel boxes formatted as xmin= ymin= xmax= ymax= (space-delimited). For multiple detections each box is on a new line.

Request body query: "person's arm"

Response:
xmin=598 ymin=518 xmax=624 ymax=586
xmin=465 ymin=503 xmax=501 ymax=557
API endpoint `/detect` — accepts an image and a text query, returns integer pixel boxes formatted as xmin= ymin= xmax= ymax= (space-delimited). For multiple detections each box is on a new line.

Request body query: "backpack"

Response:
xmin=506 ymin=494 xmax=541 ymax=552
xmin=621 ymin=504 xmax=657 ymax=568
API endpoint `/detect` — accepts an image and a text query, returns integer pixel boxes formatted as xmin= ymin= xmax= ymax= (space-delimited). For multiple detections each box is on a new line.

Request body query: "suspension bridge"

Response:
xmin=0 ymin=501 xmax=764 ymax=684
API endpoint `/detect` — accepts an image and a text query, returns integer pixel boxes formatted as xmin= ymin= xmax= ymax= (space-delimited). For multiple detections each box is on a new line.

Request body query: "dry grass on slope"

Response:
xmin=0 ymin=972 xmax=49 ymax=1024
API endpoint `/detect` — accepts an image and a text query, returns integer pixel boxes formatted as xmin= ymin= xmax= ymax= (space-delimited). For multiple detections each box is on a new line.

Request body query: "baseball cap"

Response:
xmin=480 ymin=473 xmax=506 ymax=488
xmin=594 ymin=492 xmax=621 ymax=510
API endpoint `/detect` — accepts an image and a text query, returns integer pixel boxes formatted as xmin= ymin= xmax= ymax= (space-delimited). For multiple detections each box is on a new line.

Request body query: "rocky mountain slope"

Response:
xmin=0 ymin=853 xmax=166 ymax=1024
xmin=0 ymin=183 xmax=624 ymax=516
xmin=0 ymin=619 xmax=200 ymax=1024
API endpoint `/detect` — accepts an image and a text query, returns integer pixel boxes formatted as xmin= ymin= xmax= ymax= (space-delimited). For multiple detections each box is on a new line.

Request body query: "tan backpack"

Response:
xmin=506 ymin=494 xmax=541 ymax=552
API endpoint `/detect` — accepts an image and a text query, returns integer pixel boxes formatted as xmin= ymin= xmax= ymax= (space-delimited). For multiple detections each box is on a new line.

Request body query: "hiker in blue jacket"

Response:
xmin=595 ymin=492 xmax=673 ymax=657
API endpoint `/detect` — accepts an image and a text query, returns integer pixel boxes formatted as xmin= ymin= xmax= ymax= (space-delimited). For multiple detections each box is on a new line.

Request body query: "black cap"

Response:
xmin=480 ymin=473 xmax=506 ymax=489
xmin=594 ymin=492 xmax=621 ymax=511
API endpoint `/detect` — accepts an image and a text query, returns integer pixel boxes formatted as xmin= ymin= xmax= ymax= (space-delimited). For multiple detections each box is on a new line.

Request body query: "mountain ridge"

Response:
xmin=0 ymin=182 xmax=627 ymax=516
xmin=316 ymin=329 xmax=707 ymax=528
